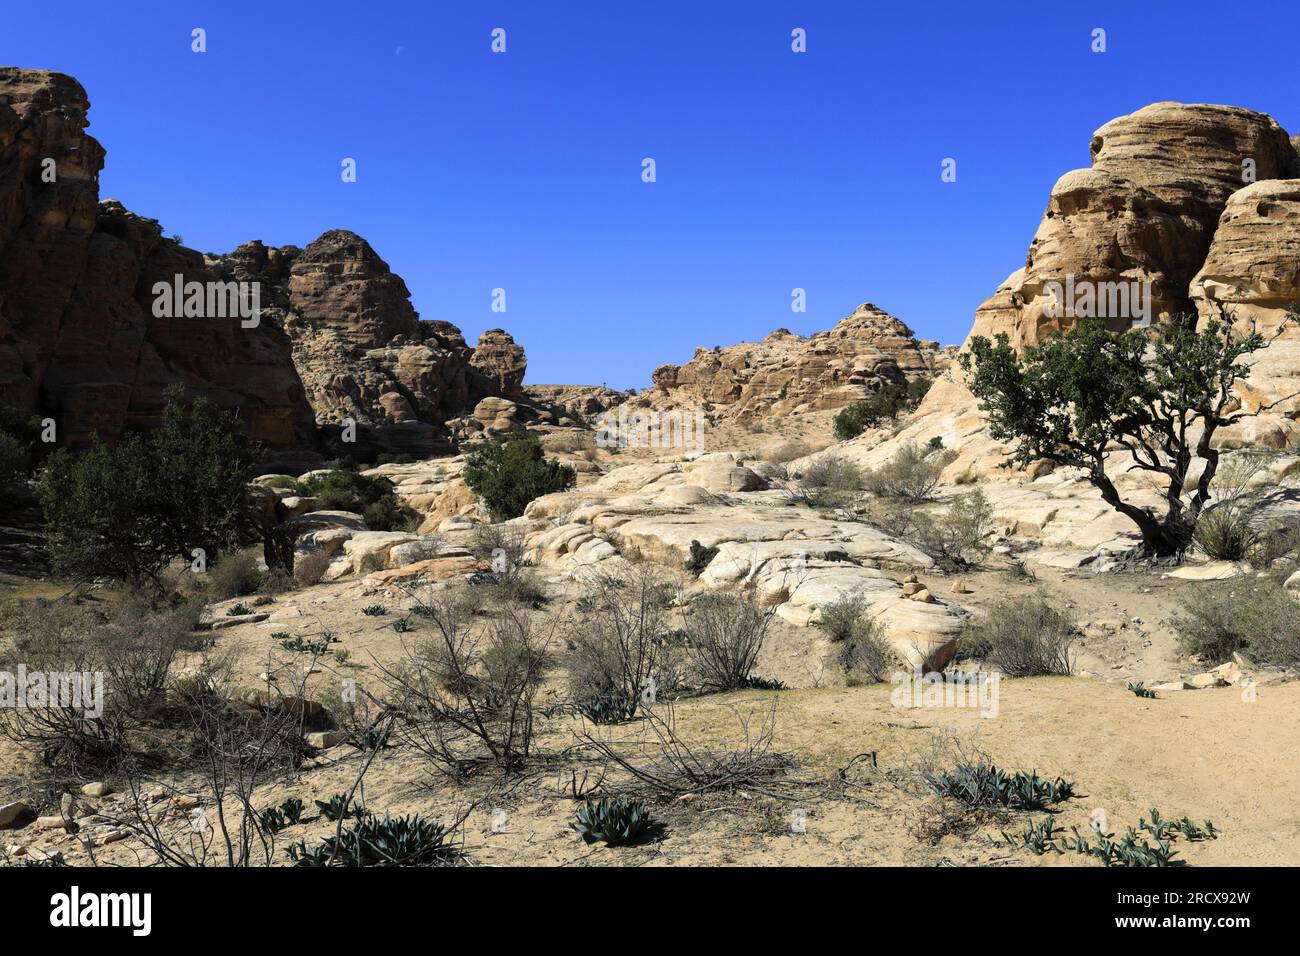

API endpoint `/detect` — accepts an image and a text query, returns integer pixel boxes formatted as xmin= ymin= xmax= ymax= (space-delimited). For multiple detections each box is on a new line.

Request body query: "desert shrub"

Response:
xmin=686 ymin=590 xmax=775 ymax=691
xmin=299 ymin=470 xmax=417 ymax=532
xmin=799 ymin=454 xmax=863 ymax=492
xmin=38 ymin=388 xmax=256 ymax=588
xmin=909 ymin=490 xmax=996 ymax=568
xmin=685 ymin=540 xmax=719 ymax=575
xmin=814 ymin=594 xmax=868 ymax=643
xmin=463 ymin=434 xmax=576 ymax=521
xmin=567 ymin=566 xmax=677 ymax=713
xmin=1168 ymin=578 xmax=1300 ymax=669
xmin=863 ymin=442 xmax=957 ymax=501
xmin=287 ymin=813 xmax=458 ymax=867
xmin=377 ymin=597 xmax=554 ymax=776
xmin=1249 ymin=514 xmax=1300 ymax=570
xmin=839 ymin=623 xmax=893 ymax=685
xmin=764 ymin=440 xmax=811 ymax=464
xmin=961 ymin=593 xmax=1076 ymax=676
xmin=293 ymin=551 xmax=332 ymax=587
xmin=206 ymin=549 xmax=264 ymax=600
xmin=833 ymin=378 xmax=933 ymax=440
xmin=0 ymin=595 xmax=201 ymax=772
xmin=571 ymin=797 xmax=654 ymax=846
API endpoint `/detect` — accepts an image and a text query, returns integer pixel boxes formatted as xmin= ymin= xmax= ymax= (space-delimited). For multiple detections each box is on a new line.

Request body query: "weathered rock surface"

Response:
xmin=0 ymin=68 xmax=316 ymax=450
xmin=647 ymin=303 xmax=953 ymax=422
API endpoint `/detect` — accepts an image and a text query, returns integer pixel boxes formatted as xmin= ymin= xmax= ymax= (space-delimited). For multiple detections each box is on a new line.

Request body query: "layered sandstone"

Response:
xmin=648 ymin=303 xmax=953 ymax=422
xmin=0 ymin=68 xmax=315 ymax=450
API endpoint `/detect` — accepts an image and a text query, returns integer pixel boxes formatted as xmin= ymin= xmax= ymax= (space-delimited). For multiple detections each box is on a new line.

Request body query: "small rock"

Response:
xmin=903 ymin=574 xmax=919 ymax=584
xmin=910 ymin=588 xmax=935 ymax=604
xmin=1152 ymin=680 xmax=1192 ymax=692
xmin=81 ymin=782 xmax=112 ymax=799
xmin=0 ymin=802 xmax=33 ymax=830
xmin=950 ymin=580 xmax=969 ymax=594
xmin=901 ymin=582 xmax=923 ymax=596
xmin=306 ymin=730 xmax=347 ymax=750
xmin=1187 ymin=672 xmax=1229 ymax=689
xmin=34 ymin=815 xmax=70 ymax=831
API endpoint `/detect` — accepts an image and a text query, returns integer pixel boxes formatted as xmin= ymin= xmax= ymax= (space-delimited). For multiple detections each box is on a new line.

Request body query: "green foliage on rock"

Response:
xmin=463 ymin=433 xmax=576 ymax=521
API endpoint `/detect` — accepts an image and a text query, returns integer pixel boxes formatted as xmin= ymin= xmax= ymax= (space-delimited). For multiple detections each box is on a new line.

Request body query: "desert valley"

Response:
xmin=2 ymin=62 xmax=1300 ymax=886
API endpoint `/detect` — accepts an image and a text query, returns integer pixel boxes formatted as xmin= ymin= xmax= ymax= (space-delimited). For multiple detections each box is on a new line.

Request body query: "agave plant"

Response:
xmin=571 ymin=797 xmax=654 ymax=846
xmin=925 ymin=761 xmax=1076 ymax=811
xmin=287 ymin=814 xmax=455 ymax=867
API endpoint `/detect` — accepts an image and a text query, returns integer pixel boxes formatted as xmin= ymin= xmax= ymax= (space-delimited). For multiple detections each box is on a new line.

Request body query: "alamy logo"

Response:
xmin=890 ymin=669 xmax=1000 ymax=718
xmin=594 ymin=407 xmax=705 ymax=452
xmin=49 ymin=886 xmax=152 ymax=936
xmin=1042 ymin=274 xmax=1151 ymax=327
xmin=151 ymin=274 xmax=261 ymax=327
xmin=0 ymin=665 xmax=103 ymax=719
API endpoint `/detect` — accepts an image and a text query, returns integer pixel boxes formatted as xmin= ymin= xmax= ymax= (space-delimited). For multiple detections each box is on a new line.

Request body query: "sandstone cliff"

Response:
xmin=845 ymin=101 xmax=1300 ymax=481
xmin=0 ymin=67 xmax=538 ymax=463
xmin=0 ymin=67 xmax=316 ymax=451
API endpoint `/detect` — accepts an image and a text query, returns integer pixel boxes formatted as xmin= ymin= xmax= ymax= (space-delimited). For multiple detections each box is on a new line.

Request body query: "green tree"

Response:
xmin=960 ymin=310 xmax=1295 ymax=558
xmin=463 ymin=434 xmax=576 ymax=521
xmin=298 ymin=469 xmax=416 ymax=531
xmin=38 ymin=387 xmax=257 ymax=587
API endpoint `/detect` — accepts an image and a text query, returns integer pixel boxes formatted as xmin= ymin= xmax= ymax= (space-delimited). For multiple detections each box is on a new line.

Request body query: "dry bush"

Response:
xmin=838 ymin=621 xmax=894 ymax=686
xmin=110 ymin=646 xmax=318 ymax=867
xmin=686 ymin=589 xmax=776 ymax=691
xmin=567 ymin=566 xmax=679 ymax=708
xmin=1169 ymin=578 xmax=1300 ymax=669
xmin=375 ymin=595 xmax=554 ymax=778
xmin=580 ymin=699 xmax=791 ymax=799
xmin=293 ymin=550 xmax=331 ymax=587
xmin=863 ymin=442 xmax=956 ymax=501
xmin=908 ymin=489 xmax=996 ymax=569
xmin=0 ymin=595 xmax=201 ymax=774
xmin=206 ymin=549 xmax=264 ymax=599
xmin=542 ymin=431 xmax=597 ymax=455
xmin=960 ymin=593 xmax=1076 ymax=677
xmin=799 ymin=454 xmax=863 ymax=492
xmin=764 ymin=440 xmax=812 ymax=465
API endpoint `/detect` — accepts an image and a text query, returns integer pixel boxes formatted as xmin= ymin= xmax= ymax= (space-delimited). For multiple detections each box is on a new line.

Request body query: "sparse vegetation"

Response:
xmin=463 ymin=433 xmax=576 ymax=521
xmin=862 ymin=441 xmax=957 ymax=501
xmin=833 ymin=377 xmax=933 ymax=440
xmin=960 ymin=593 xmax=1076 ymax=676
xmin=1168 ymin=578 xmax=1300 ymax=669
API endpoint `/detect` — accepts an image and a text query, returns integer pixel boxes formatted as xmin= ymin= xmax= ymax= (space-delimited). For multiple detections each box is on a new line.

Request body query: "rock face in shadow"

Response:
xmin=648 ymin=303 xmax=953 ymax=422
xmin=0 ymin=67 xmax=316 ymax=450
xmin=0 ymin=68 xmax=536 ymax=462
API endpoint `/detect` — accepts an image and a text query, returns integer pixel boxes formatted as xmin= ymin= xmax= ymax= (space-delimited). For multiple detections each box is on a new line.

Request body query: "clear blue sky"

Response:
xmin=4 ymin=1 xmax=1296 ymax=388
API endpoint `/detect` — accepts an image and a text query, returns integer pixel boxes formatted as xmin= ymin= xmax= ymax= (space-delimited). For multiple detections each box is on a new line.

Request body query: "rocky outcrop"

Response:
xmin=969 ymin=103 xmax=1298 ymax=349
xmin=848 ymin=101 xmax=1300 ymax=483
xmin=0 ymin=68 xmax=316 ymax=451
xmin=0 ymin=68 xmax=546 ymax=462
xmin=1190 ymin=179 xmax=1300 ymax=446
xmin=648 ymin=303 xmax=952 ymax=422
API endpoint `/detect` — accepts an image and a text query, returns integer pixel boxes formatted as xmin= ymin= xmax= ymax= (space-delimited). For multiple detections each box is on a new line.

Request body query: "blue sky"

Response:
xmin=4 ymin=1 xmax=1297 ymax=388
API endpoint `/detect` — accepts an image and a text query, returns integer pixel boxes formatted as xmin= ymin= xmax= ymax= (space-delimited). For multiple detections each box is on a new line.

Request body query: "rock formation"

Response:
xmin=0 ymin=68 xmax=316 ymax=451
xmin=648 ymin=303 xmax=953 ymax=422
xmin=846 ymin=101 xmax=1300 ymax=482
